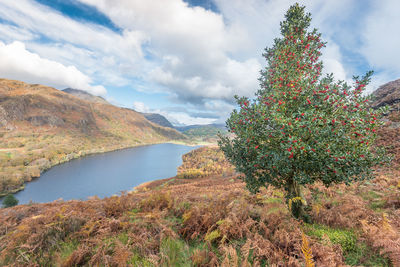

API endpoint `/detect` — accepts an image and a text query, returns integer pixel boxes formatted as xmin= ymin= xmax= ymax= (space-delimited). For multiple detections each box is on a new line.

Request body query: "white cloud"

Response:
xmin=0 ymin=41 xmax=106 ymax=95
xmin=0 ymin=0 xmax=148 ymax=87
xmin=0 ymin=24 xmax=38 ymax=42
xmin=132 ymin=101 xmax=151 ymax=113
xmin=215 ymin=0 xmax=354 ymax=80
xmin=164 ymin=112 xmax=217 ymax=126
xmin=78 ymin=0 xmax=261 ymax=104
xmin=361 ymin=0 xmax=400 ymax=72
xmin=321 ymin=40 xmax=348 ymax=82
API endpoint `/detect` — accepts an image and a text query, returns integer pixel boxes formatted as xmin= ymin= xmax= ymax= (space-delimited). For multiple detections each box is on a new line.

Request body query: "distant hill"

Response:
xmin=62 ymin=88 xmax=109 ymax=105
xmin=178 ymin=124 xmax=228 ymax=143
xmin=175 ymin=123 xmax=226 ymax=132
xmin=62 ymin=88 xmax=175 ymax=129
xmin=0 ymin=79 xmax=186 ymax=196
xmin=142 ymin=113 xmax=174 ymax=128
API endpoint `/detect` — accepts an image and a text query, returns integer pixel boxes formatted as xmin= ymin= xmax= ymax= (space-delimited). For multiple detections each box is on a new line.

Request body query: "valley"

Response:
xmin=0 ymin=79 xmax=187 ymax=196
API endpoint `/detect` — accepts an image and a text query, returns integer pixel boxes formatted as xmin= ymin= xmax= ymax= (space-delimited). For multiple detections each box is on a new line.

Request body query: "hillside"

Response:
xmin=0 ymin=146 xmax=398 ymax=266
xmin=372 ymin=79 xmax=400 ymax=166
xmin=0 ymin=79 xmax=186 ymax=196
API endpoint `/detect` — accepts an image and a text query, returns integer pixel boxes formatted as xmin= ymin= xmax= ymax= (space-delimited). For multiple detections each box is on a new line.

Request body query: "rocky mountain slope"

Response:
xmin=0 ymin=79 xmax=186 ymax=196
xmin=371 ymin=78 xmax=400 ymax=110
xmin=141 ymin=113 xmax=174 ymax=128
xmin=371 ymin=79 xmax=400 ymax=166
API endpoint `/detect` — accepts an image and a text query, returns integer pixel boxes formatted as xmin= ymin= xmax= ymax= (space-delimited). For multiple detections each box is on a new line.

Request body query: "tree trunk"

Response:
xmin=286 ymin=177 xmax=308 ymax=220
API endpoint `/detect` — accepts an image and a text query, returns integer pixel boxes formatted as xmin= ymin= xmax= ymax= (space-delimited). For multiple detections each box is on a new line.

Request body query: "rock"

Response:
xmin=372 ymin=79 xmax=400 ymax=110
xmin=27 ymin=115 xmax=64 ymax=127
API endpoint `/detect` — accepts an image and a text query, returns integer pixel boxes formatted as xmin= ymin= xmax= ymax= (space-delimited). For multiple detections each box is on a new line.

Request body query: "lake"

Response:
xmin=3 ymin=143 xmax=198 ymax=205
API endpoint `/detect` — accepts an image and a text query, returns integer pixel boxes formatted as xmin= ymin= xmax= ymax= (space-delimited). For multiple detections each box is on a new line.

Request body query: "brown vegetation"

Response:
xmin=0 ymin=146 xmax=397 ymax=266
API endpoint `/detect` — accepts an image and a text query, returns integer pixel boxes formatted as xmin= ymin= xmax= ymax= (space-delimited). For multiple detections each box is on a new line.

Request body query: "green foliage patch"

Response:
xmin=305 ymin=224 xmax=391 ymax=266
xmin=2 ymin=194 xmax=18 ymax=208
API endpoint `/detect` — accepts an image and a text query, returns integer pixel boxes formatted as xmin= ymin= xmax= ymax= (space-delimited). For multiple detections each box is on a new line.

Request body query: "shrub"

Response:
xmin=2 ymin=194 xmax=18 ymax=208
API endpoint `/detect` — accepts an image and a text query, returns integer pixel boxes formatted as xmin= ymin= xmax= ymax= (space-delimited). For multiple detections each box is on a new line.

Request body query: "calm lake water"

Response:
xmin=4 ymin=143 xmax=198 ymax=205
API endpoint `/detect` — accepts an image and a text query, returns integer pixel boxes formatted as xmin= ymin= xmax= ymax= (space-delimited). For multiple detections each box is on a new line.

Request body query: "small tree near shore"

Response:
xmin=2 ymin=194 xmax=18 ymax=208
xmin=218 ymin=3 xmax=388 ymax=219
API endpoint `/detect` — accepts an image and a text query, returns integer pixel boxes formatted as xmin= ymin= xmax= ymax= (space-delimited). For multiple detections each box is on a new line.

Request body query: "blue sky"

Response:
xmin=0 ymin=0 xmax=399 ymax=125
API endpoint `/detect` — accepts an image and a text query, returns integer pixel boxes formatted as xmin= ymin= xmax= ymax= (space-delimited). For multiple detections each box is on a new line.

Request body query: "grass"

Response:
xmin=305 ymin=224 xmax=357 ymax=253
xmin=58 ymin=239 xmax=79 ymax=261
xmin=305 ymin=223 xmax=391 ymax=266
xmin=159 ymin=237 xmax=191 ymax=267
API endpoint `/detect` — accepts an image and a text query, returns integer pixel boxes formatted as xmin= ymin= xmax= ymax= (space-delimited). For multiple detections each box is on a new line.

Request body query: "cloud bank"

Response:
xmin=0 ymin=0 xmax=399 ymax=124
xmin=0 ymin=41 xmax=106 ymax=95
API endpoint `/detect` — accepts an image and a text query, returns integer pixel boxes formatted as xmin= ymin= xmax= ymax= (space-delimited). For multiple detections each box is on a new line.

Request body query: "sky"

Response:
xmin=0 ymin=0 xmax=399 ymax=126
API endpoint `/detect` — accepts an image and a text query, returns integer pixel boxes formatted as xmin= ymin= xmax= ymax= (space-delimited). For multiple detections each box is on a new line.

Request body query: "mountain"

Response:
xmin=0 ymin=79 xmax=186 ymax=196
xmin=142 ymin=113 xmax=174 ymax=128
xmin=62 ymin=88 xmax=109 ymax=105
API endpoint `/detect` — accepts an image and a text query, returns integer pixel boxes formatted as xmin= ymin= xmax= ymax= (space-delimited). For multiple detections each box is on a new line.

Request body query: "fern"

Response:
xmin=301 ymin=232 xmax=315 ymax=267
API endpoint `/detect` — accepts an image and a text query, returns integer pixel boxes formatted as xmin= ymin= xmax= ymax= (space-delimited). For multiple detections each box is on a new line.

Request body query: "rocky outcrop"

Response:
xmin=27 ymin=115 xmax=64 ymax=127
xmin=371 ymin=79 xmax=400 ymax=109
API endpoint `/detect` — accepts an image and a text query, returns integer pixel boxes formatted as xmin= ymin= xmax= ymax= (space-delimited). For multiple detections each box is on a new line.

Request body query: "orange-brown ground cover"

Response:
xmin=0 ymin=146 xmax=398 ymax=266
